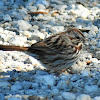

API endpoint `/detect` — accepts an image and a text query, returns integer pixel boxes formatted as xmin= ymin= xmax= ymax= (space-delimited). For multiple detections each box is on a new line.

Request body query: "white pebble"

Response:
xmin=37 ymin=4 xmax=46 ymax=10
xmin=76 ymin=94 xmax=92 ymax=100
xmin=0 ymin=27 xmax=4 ymax=33
xmin=71 ymin=4 xmax=90 ymax=18
xmin=91 ymin=58 xmax=100 ymax=63
xmin=50 ymin=26 xmax=64 ymax=33
xmin=94 ymin=96 xmax=100 ymax=100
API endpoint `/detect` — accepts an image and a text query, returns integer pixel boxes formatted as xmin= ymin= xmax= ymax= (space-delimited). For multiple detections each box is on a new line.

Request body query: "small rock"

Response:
xmin=34 ymin=75 xmax=55 ymax=86
xmin=57 ymin=80 xmax=70 ymax=90
xmin=15 ymin=20 xmax=32 ymax=31
xmin=0 ymin=93 xmax=4 ymax=100
xmin=94 ymin=19 xmax=100 ymax=27
xmin=21 ymin=81 xmax=32 ymax=89
xmin=0 ymin=1 xmax=4 ymax=9
xmin=9 ymin=36 xmax=27 ymax=46
xmin=11 ymin=81 xmax=22 ymax=91
xmin=87 ymin=24 xmax=98 ymax=32
xmin=0 ymin=81 xmax=10 ymax=89
xmin=13 ymin=0 xmax=24 ymax=5
xmin=51 ymin=88 xmax=59 ymax=96
xmin=76 ymin=94 xmax=92 ymax=100
xmin=31 ymin=83 xmax=39 ymax=89
xmin=97 ymin=80 xmax=100 ymax=86
xmin=8 ymin=97 xmax=21 ymax=100
xmin=0 ymin=15 xmax=3 ymax=21
xmin=62 ymin=92 xmax=76 ymax=100
xmin=47 ymin=18 xmax=56 ymax=25
xmin=91 ymin=58 xmax=99 ymax=63
xmin=28 ymin=95 xmax=48 ymax=100
xmin=90 ymin=45 xmax=96 ymax=50
xmin=25 ymin=89 xmax=37 ymax=95
xmin=3 ymin=14 xmax=12 ymax=21
xmin=50 ymin=26 xmax=64 ymax=33
xmin=81 ymin=70 xmax=90 ymax=77
xmin=84 ymin=85 xmax=98 ymax=93
xmin=71 ymin=63 xmax=86 ymax=74
xmin=71 ymin=74 xmax=81 ymax=82
xmin=71 ymin=4 xmax=90 ymax=18
xmin=22 ymin=95 xmax=29 ymax=100
xmin=88 ymin=30 xmax=96 ymax=38
xmin=53 ymin=95 xmax=63 ymax=100
xmin=58 ymin=5 xmax=67 ymax=10
xmin=31 ymin=31 xmax=45 ymax=40
xmin=95 ymin=51 xmax=100 ymax=59
xmin=0 ymin=27 xmax=4 ymax=33
xmin=37 ymin=4 xmax=46 ymax=10
xmin=36 ymin=70 xmax=49 ymax=75
xmin=94 ymin=96 xmax=100 ymax=100
xmin=35 ymin=0 xmax=49 ymax=7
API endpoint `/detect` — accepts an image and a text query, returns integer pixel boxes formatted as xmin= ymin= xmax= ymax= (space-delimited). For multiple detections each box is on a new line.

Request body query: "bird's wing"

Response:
xmin=29 ymin=42 xmax=51 ymax=51
xmin=28 ymin=33 xmax=73 ymax=53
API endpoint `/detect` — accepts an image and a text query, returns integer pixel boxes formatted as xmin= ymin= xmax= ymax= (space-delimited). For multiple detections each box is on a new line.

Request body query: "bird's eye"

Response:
xmin=76 ymin=36 xmax=80 ymax=39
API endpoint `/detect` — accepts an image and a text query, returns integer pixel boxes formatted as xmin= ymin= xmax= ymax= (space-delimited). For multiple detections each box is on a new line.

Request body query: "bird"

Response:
xmin=0 ymin=27 xmax=85 ymax=73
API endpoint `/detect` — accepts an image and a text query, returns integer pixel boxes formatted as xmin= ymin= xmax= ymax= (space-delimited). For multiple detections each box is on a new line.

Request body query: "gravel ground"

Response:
xmin=0 ymin=0 xmax=100 ymax=100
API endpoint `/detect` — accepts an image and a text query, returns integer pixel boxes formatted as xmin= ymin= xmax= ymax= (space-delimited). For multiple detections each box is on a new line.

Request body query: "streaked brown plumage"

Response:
xmin=0 ymin=27 xmax=85 ymax=73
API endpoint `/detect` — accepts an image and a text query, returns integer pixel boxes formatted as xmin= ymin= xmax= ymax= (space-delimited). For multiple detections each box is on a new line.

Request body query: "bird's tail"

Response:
xmin=0 ymin=45 xmax=29 ymax=51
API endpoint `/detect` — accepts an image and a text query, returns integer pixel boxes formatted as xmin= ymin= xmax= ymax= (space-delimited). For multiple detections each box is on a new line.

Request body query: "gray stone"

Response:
xmin=0 ymin=15 xmax=3 ymax=21
xmin=53 ymin=96 xmax=63 ymax=100
xmin=0 ymin=81 xmax=10 ymax=89
xmin=62 ymin=92 xmax=76 ymax=100
xmin=0 ymin=1 xmax=4 ymax=9
xmin=3 ymin=14 xmax=12 ymax=21
xmin=15 ymin=20 xmax=32 ymax=31
xmin=0 ymin=93 xmax=4 ymax=100
xmin=37 ymin=4 xmax=46 ymax=10
xmin=71 ymin=74 xmax=81 ymax=82
xmin=34 ymin=75 xmax=55 ymax=86
xmin=11 ymin=81 xmax=22 ymax=91
xmin=84 ymin=85 xmax=98 ymax=93
xmin=31 ymin=83 xmax=39 ymax=89
xmin=35 ymin=0 xmax=49 ymax=7
xmin=8 ymin=97 xmax=21 ymax=100
xmin=57 ymin=80 xmax=70 ymax=90
xmin=51 ymin=88 xmax=59 ymax=96
xmin=96 ymin=51 xmax=100 ymax=59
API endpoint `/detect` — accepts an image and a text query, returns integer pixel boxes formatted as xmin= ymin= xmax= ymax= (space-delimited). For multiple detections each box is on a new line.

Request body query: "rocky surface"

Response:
xmin=0 ymin=0 xmax=100 ymax=100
